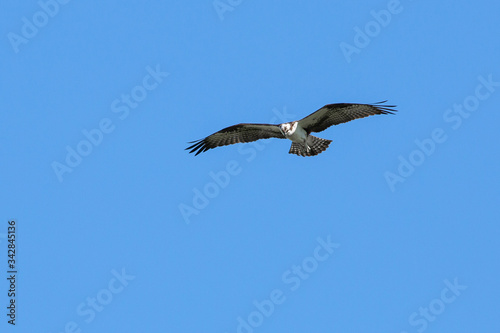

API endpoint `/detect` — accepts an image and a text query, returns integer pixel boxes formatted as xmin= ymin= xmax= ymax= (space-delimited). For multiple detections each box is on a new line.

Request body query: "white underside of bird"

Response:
xmin=278 ymin=121 xmax=332 ymax=156
xmin=280 ymin=122 xmax=308 ymax=149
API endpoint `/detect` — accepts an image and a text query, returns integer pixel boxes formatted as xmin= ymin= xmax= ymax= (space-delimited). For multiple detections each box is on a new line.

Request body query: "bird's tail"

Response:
xmin=288 ymin=136 xmax=332 ymax=157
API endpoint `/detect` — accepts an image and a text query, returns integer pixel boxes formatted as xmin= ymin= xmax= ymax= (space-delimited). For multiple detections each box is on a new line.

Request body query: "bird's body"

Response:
xmin=186 ymin=101 xmax=396 ymax=157
xmin=278 ymin=121 xmax=332 ymax=156
xmin=280 ymin=121 xmax=304 ymax=145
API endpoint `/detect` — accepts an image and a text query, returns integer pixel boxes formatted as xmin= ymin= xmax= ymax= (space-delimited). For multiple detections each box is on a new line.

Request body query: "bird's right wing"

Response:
xmin=186 ymin=123 xmax=285 ymax=155
xmin=298 ymin=101 xmax=397 ymax=133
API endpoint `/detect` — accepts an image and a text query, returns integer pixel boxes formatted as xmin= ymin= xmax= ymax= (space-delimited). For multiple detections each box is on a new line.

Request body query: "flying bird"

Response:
xmin=186 ymin=101 xmax=396 ymax=157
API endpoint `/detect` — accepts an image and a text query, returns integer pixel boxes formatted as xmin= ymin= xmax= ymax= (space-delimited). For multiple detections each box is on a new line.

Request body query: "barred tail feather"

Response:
xmin=288 ymin=136 xmax=332 ymax=157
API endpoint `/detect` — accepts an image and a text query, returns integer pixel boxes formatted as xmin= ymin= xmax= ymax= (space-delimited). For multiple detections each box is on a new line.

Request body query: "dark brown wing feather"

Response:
xmin=298 ymin=101 xmax=397 ymax=133
xmin=186 ymin=123 xmax=285 ymax=155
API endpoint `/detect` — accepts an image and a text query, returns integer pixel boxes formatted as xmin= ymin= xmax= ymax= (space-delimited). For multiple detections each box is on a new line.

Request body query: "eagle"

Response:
xmin=186 ymin=101 xmax=396 ymax=157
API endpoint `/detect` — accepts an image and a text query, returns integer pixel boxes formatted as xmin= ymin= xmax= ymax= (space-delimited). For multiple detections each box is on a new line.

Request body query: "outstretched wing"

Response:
xmin=186 ymin=123 xmax=285 ymax=155
xmin=298 ymin=101 xmax=397 ymax=133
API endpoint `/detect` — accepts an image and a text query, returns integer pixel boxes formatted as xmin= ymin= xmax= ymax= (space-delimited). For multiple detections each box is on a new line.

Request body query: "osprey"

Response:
xmin=186 ymin=101 xmax=396 ymax=157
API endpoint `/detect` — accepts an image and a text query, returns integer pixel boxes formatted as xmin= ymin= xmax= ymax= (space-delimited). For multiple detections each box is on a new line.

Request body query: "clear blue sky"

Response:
xmin=1 ymin=1 xmax=499 ymax=332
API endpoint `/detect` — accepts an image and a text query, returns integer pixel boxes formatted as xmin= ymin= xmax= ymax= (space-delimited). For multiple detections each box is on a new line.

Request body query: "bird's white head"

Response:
xmin=279 ymin=122 xmax=295 ymax=137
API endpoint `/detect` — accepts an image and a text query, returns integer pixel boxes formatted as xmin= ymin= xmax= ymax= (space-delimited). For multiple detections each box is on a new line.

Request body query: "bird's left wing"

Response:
xmin=298 ymin=101 xmax=397 ymax=133
xmin=186 ymin=123 xmax=285 ymax=155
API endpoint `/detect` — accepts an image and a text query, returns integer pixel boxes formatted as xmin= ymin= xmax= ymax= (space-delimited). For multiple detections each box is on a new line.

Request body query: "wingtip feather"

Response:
xmin=372 ymin=100 xmax=397 ymax=114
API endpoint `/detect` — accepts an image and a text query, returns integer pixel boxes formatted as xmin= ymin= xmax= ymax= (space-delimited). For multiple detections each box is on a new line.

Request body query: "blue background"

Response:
xmin=1 ymin=0 xmax=499 ymax=332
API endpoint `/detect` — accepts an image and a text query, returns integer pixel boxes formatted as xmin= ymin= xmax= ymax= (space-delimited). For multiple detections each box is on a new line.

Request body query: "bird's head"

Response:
xmin=279 ymin=123 xmax=292 ymax=136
